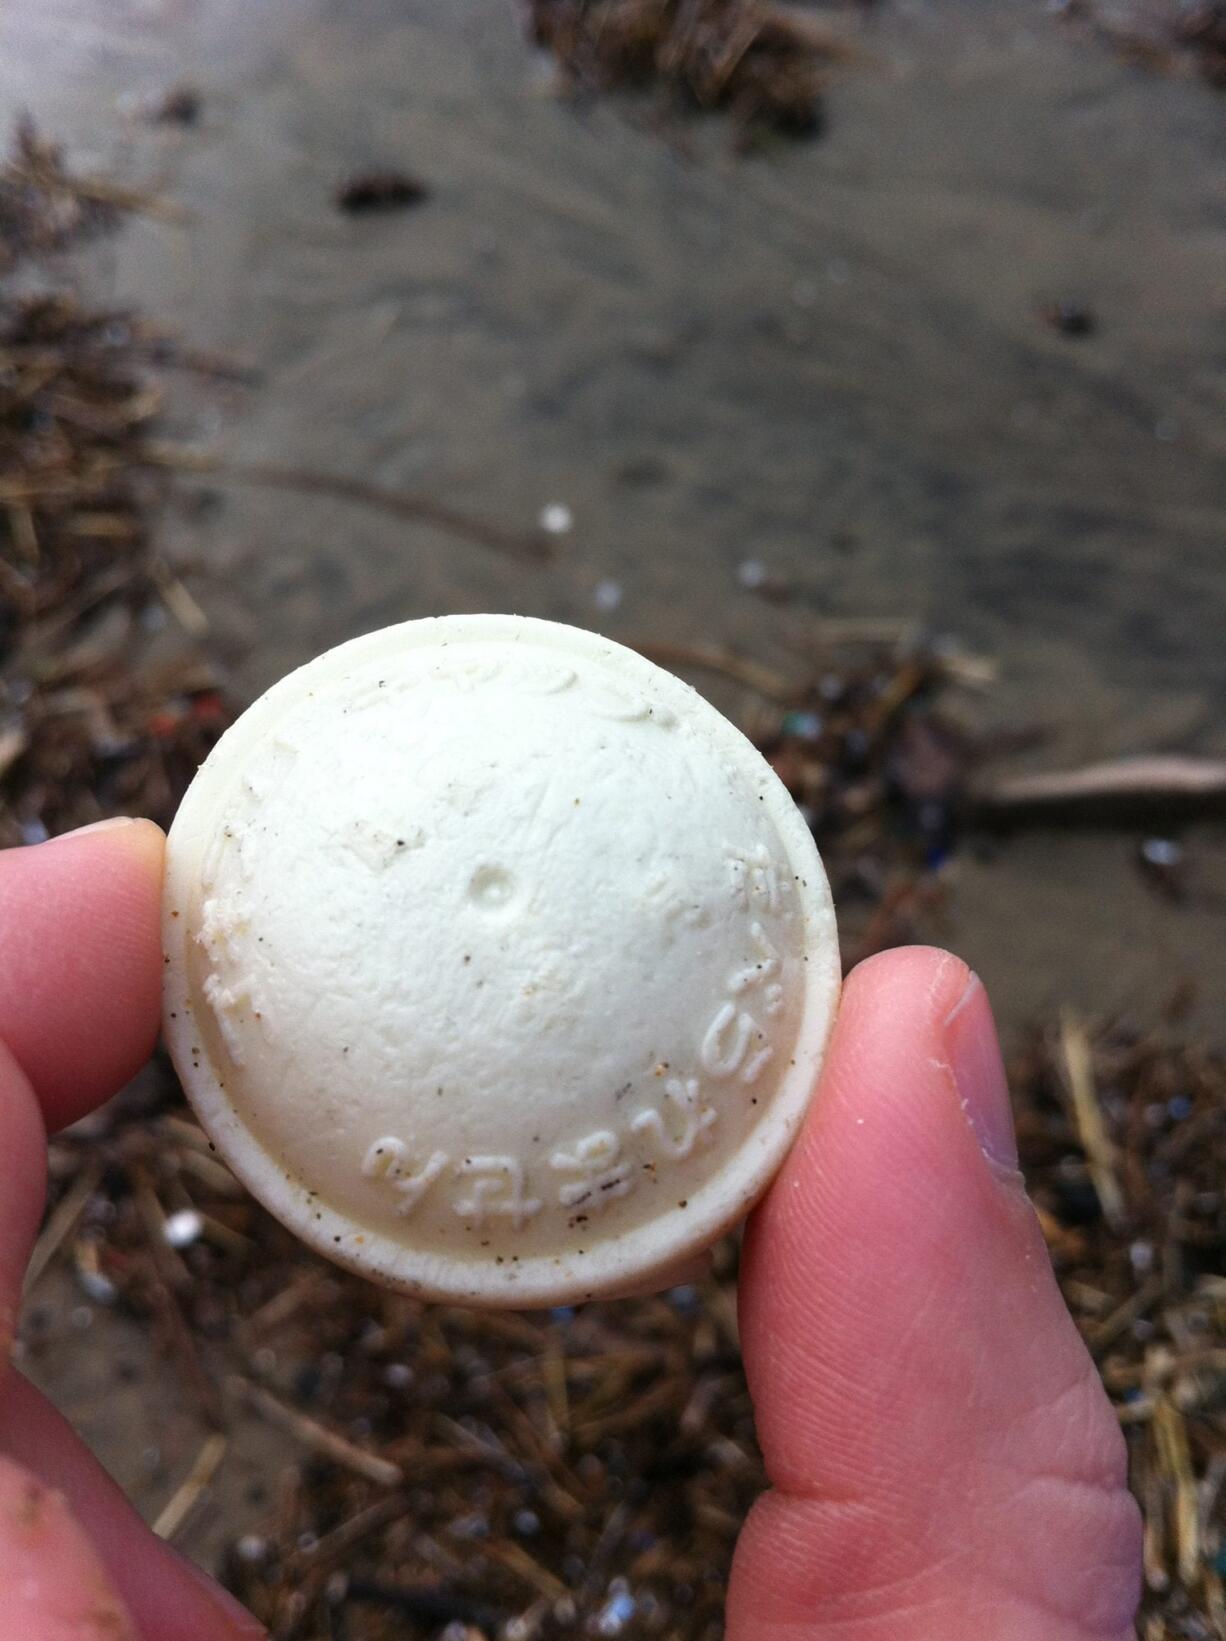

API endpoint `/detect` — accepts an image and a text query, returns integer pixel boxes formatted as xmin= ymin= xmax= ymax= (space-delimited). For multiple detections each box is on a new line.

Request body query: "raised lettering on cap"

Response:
xmin=163 ymin=615 xmax=840 ymax=1306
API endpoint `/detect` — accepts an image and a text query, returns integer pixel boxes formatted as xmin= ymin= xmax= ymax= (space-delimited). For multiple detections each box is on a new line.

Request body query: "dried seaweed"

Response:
xmin=1057 ymin=0 xmax=1226 ymax=88
xmin=1011 ymin=1013 xmax=1226 ymax=1637
xmin=0 ymin=118 xmax=121 ymax=272
xmin=645 ymin=631 xmax=988 ymax=963
xmin=0 ymin=117 xmax=233 ymax=846
xmin=0 ymin=114 xmax=232 ymax=847
xmin=525 ymin=0 xmax=853 ymax=140
xmin=1176 ymin=3 xmax=1226 ymax=84
xmin=0 ymin=289 xmax=229 ymax=846
xmin=751 ymin=641 xmax=971 ymax=961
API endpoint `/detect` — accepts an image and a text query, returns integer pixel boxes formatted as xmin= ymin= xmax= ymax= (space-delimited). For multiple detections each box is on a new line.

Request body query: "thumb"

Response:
xmin=729 ymin=946 xmax=1141 ymax=1641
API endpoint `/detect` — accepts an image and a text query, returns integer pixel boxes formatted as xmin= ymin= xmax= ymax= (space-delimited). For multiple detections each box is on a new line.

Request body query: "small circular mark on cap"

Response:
xmin=469 ymin=863 xmax=516 ymax=910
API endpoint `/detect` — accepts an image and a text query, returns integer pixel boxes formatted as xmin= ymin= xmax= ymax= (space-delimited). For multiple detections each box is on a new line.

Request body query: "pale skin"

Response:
xmin=0 ymin=821 xmax=1142 ymax=1640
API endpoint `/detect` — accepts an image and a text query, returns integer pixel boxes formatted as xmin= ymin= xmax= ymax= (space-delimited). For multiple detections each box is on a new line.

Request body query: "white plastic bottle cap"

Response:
xmin=163 ymin=616 xmax=840 ymax=1306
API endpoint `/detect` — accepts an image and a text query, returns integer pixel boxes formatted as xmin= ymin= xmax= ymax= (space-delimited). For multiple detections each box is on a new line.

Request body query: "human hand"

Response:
xmin=0 ymin=825 xmax=1141 ymax=1639
xmin=728 ymin=945 xmax=1143 ymax=1640
xmin=0 ymin=820 xmax=263 ymax=1638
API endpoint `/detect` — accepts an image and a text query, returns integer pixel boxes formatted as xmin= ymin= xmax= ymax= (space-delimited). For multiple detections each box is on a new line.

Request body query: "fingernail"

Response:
xmin=46 ymin=817 xmax=137 ymax=843
xmin=944 ymin=972 xmax=1019 ymax=1172
xmin=178 ymin=1554 xmax=267 ymax=1637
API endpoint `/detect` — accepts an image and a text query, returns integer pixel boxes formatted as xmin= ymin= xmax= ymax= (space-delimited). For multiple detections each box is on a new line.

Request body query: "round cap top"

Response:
xmin=163 ymin=615 xmax=840 ymax=1306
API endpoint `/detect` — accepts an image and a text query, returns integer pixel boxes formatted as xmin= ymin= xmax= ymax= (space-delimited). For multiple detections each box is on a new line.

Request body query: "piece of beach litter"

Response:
xmin=163 ymin=615 xmax=840 ymax=1306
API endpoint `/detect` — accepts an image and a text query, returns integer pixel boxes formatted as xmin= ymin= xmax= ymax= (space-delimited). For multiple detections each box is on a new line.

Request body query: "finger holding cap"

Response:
xmin=0 ymin=820 xmax=165 ymax=1131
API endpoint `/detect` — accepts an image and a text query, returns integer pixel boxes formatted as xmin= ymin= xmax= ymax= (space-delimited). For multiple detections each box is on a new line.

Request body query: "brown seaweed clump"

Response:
xmin=1058 ymin=0 xmax=1226 ymax=87
xmin=1176 ymin=2 xmax=1226 ymax=84
xmin=525 ymin=0 xmax=846 ymax=138
xmin=0 ymin=119 xmax=120 ymax=273
xmin=1012 ymin=1011 xmax=1226 ymax=1637
xmin=0 ymin=122 xmax=229 ymax=847
xmin=644 ymin=629 xmax=993 ymax=963
xmin=0 ymin=291 xmax=228 ymax=847
xmin=753 ymin=642 xmax=972 ymax=959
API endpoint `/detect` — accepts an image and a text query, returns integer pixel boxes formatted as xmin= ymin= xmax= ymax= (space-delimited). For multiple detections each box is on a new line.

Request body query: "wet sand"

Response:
xmin=4 ymin=0 xmax=1226 ymax=1574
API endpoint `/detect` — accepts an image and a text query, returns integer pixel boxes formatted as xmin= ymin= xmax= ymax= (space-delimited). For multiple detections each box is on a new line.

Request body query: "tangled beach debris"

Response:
xmin=524 ymin=0 xmax=863 ymax=142
xmin=0 ymin=130 xmax=227 ymax=847
xmin=1056 ymin=0 xmax=1226 ymax=86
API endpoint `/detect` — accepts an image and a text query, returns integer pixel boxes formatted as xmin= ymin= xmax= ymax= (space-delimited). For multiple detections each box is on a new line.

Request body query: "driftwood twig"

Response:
xmin=972 ymin=756 xmax=1226 ymax=826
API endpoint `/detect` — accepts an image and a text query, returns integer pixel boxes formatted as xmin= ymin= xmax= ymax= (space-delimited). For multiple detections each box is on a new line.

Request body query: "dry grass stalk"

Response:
xmin=232 ymin=1377 xmax=406 ymax=1489
xmin=22 ymin=1160 xmax=104 ymax=1295
xmin=153 ymin=1433 xmax=228 ymax=1542
xmin=1060 ymin=1011 xmax=1127 ymax=1231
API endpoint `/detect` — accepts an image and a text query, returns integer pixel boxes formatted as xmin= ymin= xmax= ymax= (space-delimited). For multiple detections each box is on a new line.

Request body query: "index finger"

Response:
xmin=0 ymin=819 xmax=165 ymax=1132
